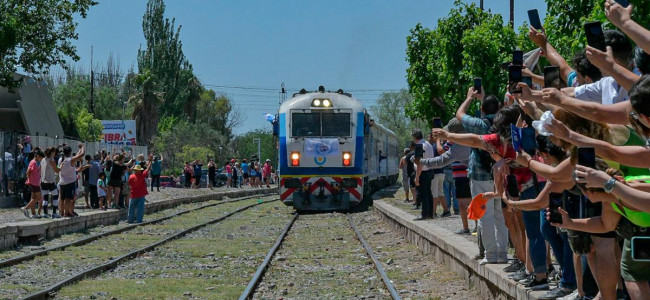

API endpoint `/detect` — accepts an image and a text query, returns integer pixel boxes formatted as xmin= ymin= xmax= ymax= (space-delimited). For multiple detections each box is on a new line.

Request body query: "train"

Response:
xmin=277 ymin=86 xmax=399 ymax=211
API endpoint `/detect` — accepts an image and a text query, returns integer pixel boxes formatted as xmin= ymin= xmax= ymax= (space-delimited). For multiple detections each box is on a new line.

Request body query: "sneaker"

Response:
xmin=504 ymin=260 xmax=524 ymax=273
xmin=558 ymin=291 xmax=584 ymax=300
xmin=31 ymin=214 xmax=42 ymax=219
xmin=509 ymin=269 xmax=530 ymax=281
xmin=519 ymin=274 xmax=535 ymax=284
xmin=43 ymin=213 xmax=51 ymax=218
xmin=524 ymin=276 xmax=550 ymax=291
xmin=539 ymin=287 xmax=574 ymax=300
xmin=479 ymin=258 xmax=497 ymax=265
xmin=455 ymin=229 xmax=470 ymax=235
xmin=72 ymin=212 xmax=79 ymax=217
xmin=454 ymin=211 xmax=460 ymax=215
xmin=440 ymin=211 xmax=451 ymax=217
xmin=52 ymin=214 xmax=62 ymax=219
xmin=22 ymin=208 xmax=30 ymax=218
xmin=471 ymin=228 xmax=477 ymax=233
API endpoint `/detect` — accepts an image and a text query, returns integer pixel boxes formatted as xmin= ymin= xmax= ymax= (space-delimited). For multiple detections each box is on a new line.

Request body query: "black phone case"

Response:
xmin=507 ymin=175 xmax=519 ymax=198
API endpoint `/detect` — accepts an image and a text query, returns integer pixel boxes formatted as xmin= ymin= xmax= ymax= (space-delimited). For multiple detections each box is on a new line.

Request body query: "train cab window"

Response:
xmin=321 ymin=112 xmax=350 ymax=137
xmin=292 ymin=113 xmax=321 ymax=137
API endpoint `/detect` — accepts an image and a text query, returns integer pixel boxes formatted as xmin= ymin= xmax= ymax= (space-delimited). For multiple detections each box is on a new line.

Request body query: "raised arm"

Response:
xmin=528 ymin=27 xmax=575 ymax=84
xmin=72 ymin=143 xmax=85 ymax=163
xmin=507 ymin=180 xmax=573 ymax=210
xmin=586 ymin=45 xmax=639 ymax=92
xmin=432 ymin=129 xmax=484 ymax=150
xmin=606 ymin=1 xmax=650 ymax=55
xmin=576 ymin=165 xmax=650 ymax=212
xmin=540 ymin=88 xmax=631 ymax=125
xmin=546 ymin=119 xmax=650 ymax=168
xmin=515 ymin=152 xmax=574 ymax=183
xmin=456 ymin=86 xmax=482 ymax=120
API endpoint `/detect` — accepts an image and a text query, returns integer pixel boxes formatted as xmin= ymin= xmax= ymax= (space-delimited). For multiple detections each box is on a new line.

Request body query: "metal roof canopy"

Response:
xmin=0 ymin=75 xmax=64 ymax=137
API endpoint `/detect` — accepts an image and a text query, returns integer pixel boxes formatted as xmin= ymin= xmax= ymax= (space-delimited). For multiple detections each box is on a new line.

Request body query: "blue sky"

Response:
xmin=70 ymin=0 xmax=548 ymax=134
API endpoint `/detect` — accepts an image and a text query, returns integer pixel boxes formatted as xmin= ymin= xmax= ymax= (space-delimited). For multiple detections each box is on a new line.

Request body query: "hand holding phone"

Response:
xmin=474 ymin=78 xmax=482 ymax=94
xmin=548 ymin=201 xmax=563 ymax=224
xmin=577 ymin=147 xmax=596 ymax=169
xmin=506 ymin=174 xmax=519 ymax=198
xmin=512 ymin=50 xmax=524 ymax=66
xmin=509 ymin=65 xmax=523 ymax=93
xmin=632 ymin=237 xmax=650 ymax=261
xmin=614 ymin=0 xmax=630 ymax=8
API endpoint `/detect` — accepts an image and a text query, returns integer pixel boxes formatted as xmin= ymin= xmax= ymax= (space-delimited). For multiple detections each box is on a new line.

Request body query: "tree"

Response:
xmin=74 ymin=109 xmax=103 ymax=142
xmin=177 ymin=145 xmax=214 ymax=170
xmin=406 ymin=1 xmax=519 ymax=124
xmin=0 ymin=0 xmax=97 ymax=88
xmin=195 ymin=90 xmax=245 ymax=140
xmin=370 ymin=89 xmax=427 ymax=148
xmin=129 ymin=70 xmax=162 ymax=146
xmin=230 ymin=129 xmax=276 ymax=166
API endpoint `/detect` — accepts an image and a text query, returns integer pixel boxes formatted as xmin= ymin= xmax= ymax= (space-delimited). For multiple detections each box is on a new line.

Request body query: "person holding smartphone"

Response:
xmin=553 ymin=167 xmax=650 ymax=300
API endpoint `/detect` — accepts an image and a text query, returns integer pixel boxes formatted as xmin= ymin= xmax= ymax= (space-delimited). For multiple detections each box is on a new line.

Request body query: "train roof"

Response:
xmin=279 ymin=91 xmax=364 ymax=112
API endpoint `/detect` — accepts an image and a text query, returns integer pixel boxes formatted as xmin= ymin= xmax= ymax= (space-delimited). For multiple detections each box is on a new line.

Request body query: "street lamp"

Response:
xmin=253 ymin=138 xmax=261 ymax=163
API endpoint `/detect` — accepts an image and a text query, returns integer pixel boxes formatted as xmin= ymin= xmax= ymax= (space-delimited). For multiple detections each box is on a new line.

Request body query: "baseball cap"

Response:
xmin=467 ymin=193 xmax=488 ymax=220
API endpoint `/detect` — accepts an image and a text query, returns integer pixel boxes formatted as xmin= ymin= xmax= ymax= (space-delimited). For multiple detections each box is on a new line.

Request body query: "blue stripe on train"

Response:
xmin=278 ymin=112 xmax=365 ymax=176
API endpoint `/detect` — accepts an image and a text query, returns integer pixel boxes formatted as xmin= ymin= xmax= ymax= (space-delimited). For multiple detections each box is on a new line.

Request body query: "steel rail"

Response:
xmin=20 ymin=198 xmax=278 ymax=300
xmin=0 ymin=193 xmax=273 ymax=269
xmin=238 ymin=213 xmax=299 ymax=300
xmin=347 ymin=214 xmax=402 ymax=300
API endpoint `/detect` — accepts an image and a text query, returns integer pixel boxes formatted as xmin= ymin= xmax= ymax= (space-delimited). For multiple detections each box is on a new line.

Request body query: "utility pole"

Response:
xmin=480 ymin=0 xmax=483 ymax=10
xmin=509 ymin=0 xmax=514 ymax=28
xmin=90 ymin=45 xmax=95 ymax=114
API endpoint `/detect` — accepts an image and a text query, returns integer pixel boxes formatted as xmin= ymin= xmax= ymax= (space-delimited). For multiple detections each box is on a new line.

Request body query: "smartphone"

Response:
xmin=615 ymin=0 xmax=630 ymax=8
xmin=528 ymin=9 xmax=543 ymax=30
xmin=548 ymin=200 xmax=563 ymax=224
xmin=415 ymin=143 xmax=424 ymax=158
xmin=522 ymin=76 xmax=533 ymax=88
xmin=513 ymin=50 xmax=524 ymax=66
xmin=509 ymin=65 xmax=523 ymax=93
xmin=511 ymin=124 xmax=522 ymax=152
xmin=507 ymin=174 xmax=519 ymax=198
xmin=432 ymin=117 xmax=443 ymax=129
xmin=632 ymin=236 xmax=650 ymax=261
xmin=584 ymin=21 xmax=606 ymax=52
xmin=577 ymin=147 xmax=596 ymax=169
xmin=520 ymin=127 xmax=537 ymax=156
xmin=544 ymin=66 xmax=561 ymax=89
xmin=474 ymin=78 xmax=482 ymax=94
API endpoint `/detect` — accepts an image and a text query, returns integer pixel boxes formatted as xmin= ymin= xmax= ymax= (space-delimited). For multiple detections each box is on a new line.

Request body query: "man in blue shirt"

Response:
xmin=150 ymin=154 xmax=163 ymax=192
xmin=241 ymin=159 xmax=249 ymax=186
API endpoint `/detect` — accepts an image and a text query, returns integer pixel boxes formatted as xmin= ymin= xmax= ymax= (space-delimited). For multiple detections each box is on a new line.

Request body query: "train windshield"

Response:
xmin=291 ymin=112 xmax=351 ymax=137
xmin=322 ymin=112 xmax=350 ymax=136
xmin=292 ymin=113 xmax=321 ymax=136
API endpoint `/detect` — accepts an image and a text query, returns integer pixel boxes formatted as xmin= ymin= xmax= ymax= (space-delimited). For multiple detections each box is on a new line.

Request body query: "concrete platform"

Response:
xmin=373 ymin=200 xmax=550 ymax=300
xmin=0 ymin=188 xmax=276 ymax=251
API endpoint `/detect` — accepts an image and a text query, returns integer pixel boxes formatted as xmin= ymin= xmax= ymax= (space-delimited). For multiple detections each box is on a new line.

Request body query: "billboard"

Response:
xmin=101 ymin=120 xmax=137 ymax=145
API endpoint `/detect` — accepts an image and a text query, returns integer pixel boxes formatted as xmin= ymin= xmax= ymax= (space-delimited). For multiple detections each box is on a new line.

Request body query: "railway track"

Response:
xmin=239 ymin=212 xmax=402 ymax=300
xmin=0 ymin=194 xmax=277 ymax=300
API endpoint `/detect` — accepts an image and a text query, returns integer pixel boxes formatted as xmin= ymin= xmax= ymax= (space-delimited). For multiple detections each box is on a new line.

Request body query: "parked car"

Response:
xmin=159 ymin=176 xmax=177 ymax=188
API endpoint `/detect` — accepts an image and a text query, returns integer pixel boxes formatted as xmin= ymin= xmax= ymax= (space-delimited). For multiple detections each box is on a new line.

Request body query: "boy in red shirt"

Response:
xmin=127 ymin=157 xmax=151 ymax=223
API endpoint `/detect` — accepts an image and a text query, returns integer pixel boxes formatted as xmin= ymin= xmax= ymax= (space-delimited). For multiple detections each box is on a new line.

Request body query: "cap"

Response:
xmin=266 ymin=159 xmax=271 ymax=162
xmin=132 ymin=164 xmax=144 ymax=171
xmin=230 ymin=159 xmax=235 ymax=163
xmin=445 ymin=118 xmax=465 ymax=134
xmin=467 ymin=193 xmax=488 ymax=220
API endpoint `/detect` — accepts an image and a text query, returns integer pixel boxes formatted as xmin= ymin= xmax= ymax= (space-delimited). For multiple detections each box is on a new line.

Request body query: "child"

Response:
xmin=22 ymin=149 xmax=45 ymax=218
xmin=127 ymin=160 xmax=151 ymax=223
xmin=97 ymin=172 xmax=107 ymax=210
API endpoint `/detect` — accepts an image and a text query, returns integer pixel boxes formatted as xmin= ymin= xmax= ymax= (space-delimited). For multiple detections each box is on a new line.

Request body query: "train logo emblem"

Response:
xmin=318 ymin=143 xmax=330 ymax=154
xmin=314 ymin=156 xmax=327 ymax=165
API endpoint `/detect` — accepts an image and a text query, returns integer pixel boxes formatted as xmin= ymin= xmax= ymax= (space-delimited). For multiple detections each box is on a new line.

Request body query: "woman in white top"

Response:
xmin=58 ymin=143 xmax=85 ymax=217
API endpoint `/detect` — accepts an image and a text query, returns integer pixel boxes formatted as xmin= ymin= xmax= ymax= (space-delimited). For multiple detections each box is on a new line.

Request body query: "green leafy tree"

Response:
xmin=177 ymin=145 xmax=214 ymax=169
xmin=406 ymin=1 xmax=518 ymax=123
xmin=230 ymin=129 xmax=276 ymax=166
xmin=370 ymin=89 xmax=427 ymax=148
xmin=74 ymin=108 xmax=102 ymax=142
xmin=0 ymin=0 xmax=97 ymax=88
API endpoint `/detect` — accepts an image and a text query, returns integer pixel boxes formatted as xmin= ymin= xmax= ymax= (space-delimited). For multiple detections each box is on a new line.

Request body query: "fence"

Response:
xmin=0 ymin=131 xmax=147 ymax=203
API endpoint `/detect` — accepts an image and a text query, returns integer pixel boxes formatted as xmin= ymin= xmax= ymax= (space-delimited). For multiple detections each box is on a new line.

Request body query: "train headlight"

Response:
xmin=313 ymin=99 xmax=321 ymax=107
xmin=322 ymin=99 xmax=331 ymax=107
xmin=290 ymin=152 xmax=300 ymax=166
xmin=342 ymin=152 xmax=351 ymax=166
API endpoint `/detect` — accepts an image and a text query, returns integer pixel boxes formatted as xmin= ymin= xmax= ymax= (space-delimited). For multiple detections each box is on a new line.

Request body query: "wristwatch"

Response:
xmin=604 ymin=178 xmax=617 ymax=193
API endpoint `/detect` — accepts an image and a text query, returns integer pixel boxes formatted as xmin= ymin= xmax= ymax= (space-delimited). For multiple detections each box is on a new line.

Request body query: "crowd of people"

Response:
xmin=401 ymin=2 xmax=650 ymax=299
xmin=16 ymin=143 xmax=160 ymax=224
xmin=183 ymin=157 xmax=275 ymax=190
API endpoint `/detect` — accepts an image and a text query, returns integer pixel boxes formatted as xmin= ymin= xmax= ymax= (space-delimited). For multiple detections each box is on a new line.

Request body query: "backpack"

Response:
xmin=477 ymin=116 xmax=496 ymax=174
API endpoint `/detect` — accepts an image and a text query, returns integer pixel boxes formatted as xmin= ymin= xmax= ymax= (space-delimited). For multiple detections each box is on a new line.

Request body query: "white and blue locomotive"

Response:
xmin=278 ymin=87 xmax=399 ymax=211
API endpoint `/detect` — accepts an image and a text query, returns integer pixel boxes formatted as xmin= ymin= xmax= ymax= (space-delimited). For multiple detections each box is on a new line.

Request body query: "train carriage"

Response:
xmin=277 ymin=87 xmax=399 ymax=211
